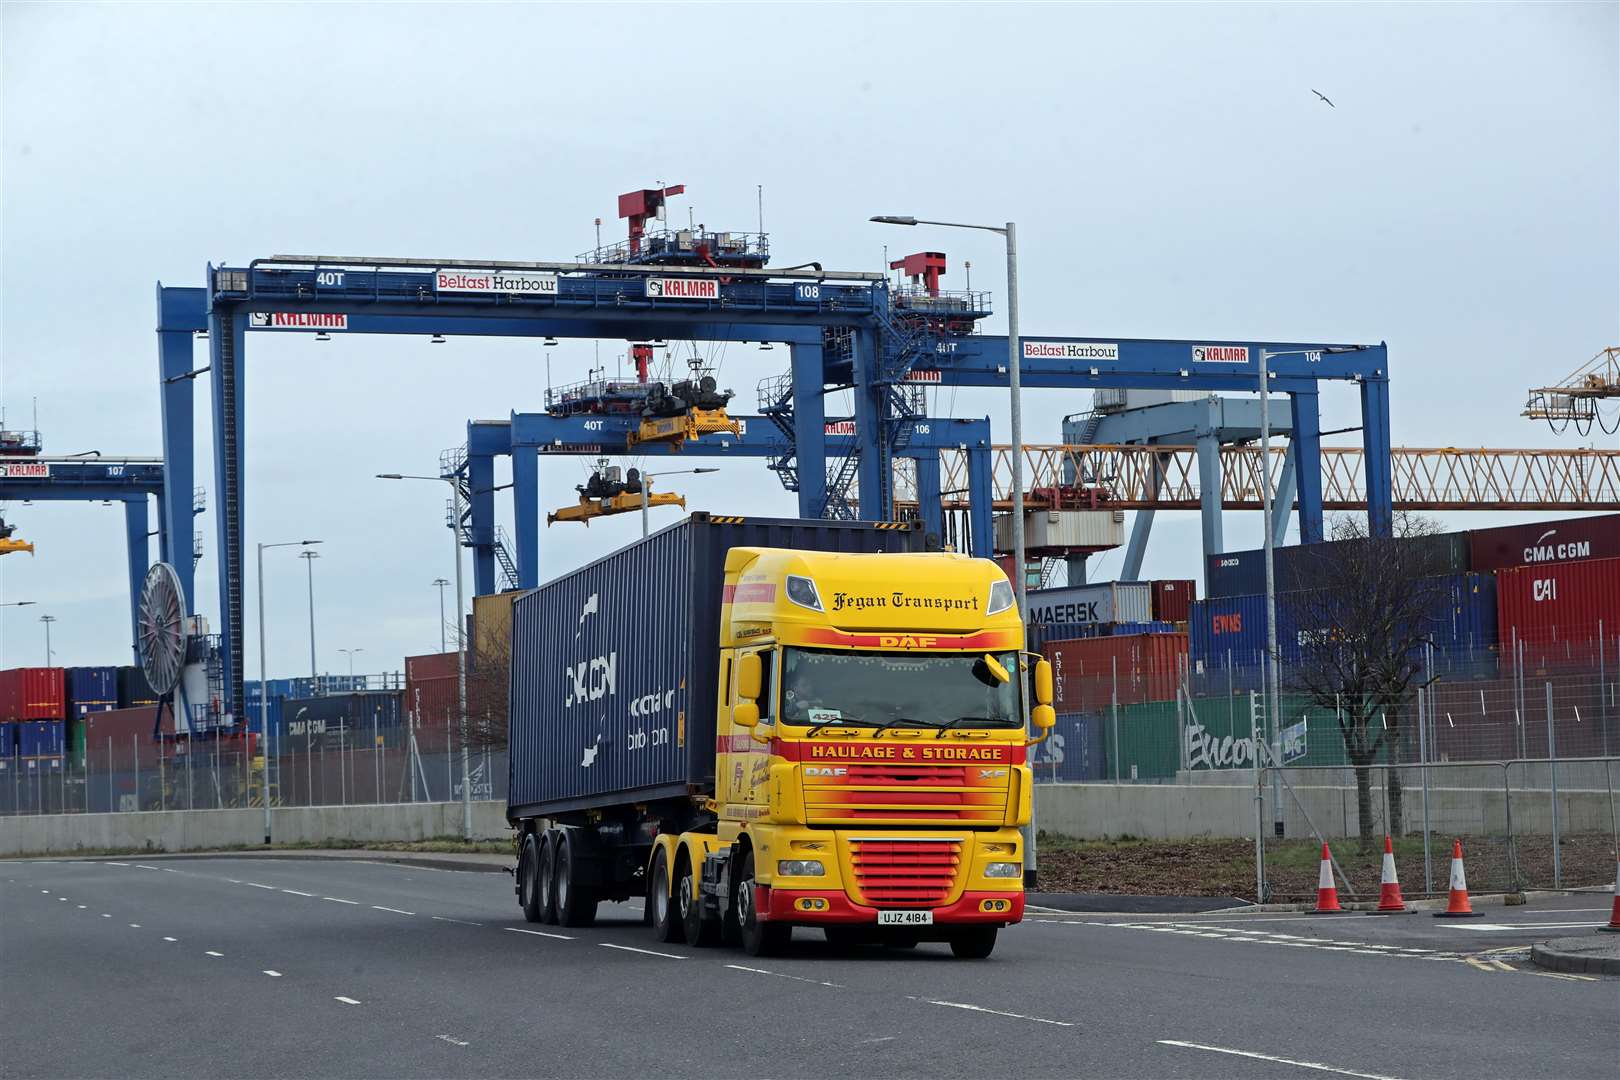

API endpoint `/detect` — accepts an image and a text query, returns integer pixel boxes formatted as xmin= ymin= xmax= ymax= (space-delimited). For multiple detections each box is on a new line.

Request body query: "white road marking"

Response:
xmin=136 ymin=865 xmax=160 ymax=871
xmin=505 ymin=927 xmax=574 ymax=941
xmin=41 ymin=889 xmax=50 ymax=893
xmin=77 ymin=904 xmax=87 ymax=909
xmin=263 ymin=970 xmax=282 ymax=977
xmin=1527 ymin=970 xmax=1598 ymax=982
xmin=856 ymin=1036 xmax=898 ymax=1045
xmin=1446 ymin=922 xmax=1604 ymax=932
xmin=599 ymin=942 xmax=687 ymax=959
xmin=433 ymin=916 xmax=483 ymax=926
xmin=436 ymin=1035 xmax=470 ymax=1047
xmin=205 ymin=951 xmax=224 ymax=957
xmin=924 ymin=999 xmax=1073 ymax=1027
xmin=245 ymin=883 xmax=276 ymax=890
xmin=162 ymin=936 xmax=178 ymax=942
xmin=160 ymin=868 xmax=181 ymax=873
xmin=322 ymin=897 xmax=358 ymax=905
xmin=281 ymin=889 xmax=315 ymax=897
xmin=226 ymin=879 xmax=243 ymax=884
xmin=108 ymin=862 xmax=129 ymax=867
xmin=128 ymin=924 xmax=141 ymax=928
xmin=725 ymin=964 xmax=844 ymax=988
xmin=58 ymin=898 xmax=68 ymax=902
xmin=1158 ymin=1039 xmax=1404 ymax=1080
xmin=334 ymin=996 xmax=361 ymax=1005
xmin=100 ymin=913 xmax=111 ymax=918
xmin=372 ymin=905 xmax=415 ymax=916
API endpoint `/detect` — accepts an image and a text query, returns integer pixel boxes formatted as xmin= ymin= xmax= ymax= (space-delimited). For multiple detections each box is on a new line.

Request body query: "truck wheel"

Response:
xmin=554 ymin=832 xmax=597 ymax=928
xmin=650 ymin=846 xmax=684 ymax=943
xmin=949 ymin=927 xmax=997 ymax=959
xmin=736 ymin=849 xmax=789 ymax=957
xmin=519 ymin=835 xmax=542 ymax=923
xmin=678 ymin=854 xmax=719 ymax=947
xmin=536 ymin=833 xmax=559 ymax=924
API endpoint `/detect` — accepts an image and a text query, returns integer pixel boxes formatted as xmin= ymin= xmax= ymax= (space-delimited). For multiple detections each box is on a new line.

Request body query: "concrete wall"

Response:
xmin=0 ymin=800 xmax=512 ymax=857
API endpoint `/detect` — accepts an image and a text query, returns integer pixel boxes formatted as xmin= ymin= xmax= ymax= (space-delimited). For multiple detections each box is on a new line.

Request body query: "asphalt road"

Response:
xmin=3 ymin=856 xmax=1615 ymax=1079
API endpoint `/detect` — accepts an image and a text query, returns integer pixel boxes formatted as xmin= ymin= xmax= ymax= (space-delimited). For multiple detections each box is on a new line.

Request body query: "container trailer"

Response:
xmin=507 ymin=514 xmax=1054 ymax=959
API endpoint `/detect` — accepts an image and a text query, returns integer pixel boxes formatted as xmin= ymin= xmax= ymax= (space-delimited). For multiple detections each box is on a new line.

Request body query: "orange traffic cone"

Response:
xmin=1369 ymin=835 xmax=1408 ymax=914
xmin=1600 ymin=859 xmax=1620 ymax=933
xmin=1311 ymin=843 xmax=1342 ymax=913
xmin=1433 ymin=839 xmax=1484 ymax=918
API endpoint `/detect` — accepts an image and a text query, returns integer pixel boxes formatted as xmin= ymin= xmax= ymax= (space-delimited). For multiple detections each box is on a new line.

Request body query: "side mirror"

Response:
xmin=979 ymin=653 xmax=1011 ymax=685
xmin=1033 ymin=659 xmax=1054 ymax=707
xmin=737 ymin=653 xmax=763 ymax=702
xmin=733 ymin=701 xmax=761 ymax=729
xmin=1031 ymin=704 xmax=1055 ymax=732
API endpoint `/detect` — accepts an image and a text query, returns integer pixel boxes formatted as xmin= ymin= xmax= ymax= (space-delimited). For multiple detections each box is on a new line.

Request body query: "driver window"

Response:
xmin=756 ymin=649 xmax=775 ymax=723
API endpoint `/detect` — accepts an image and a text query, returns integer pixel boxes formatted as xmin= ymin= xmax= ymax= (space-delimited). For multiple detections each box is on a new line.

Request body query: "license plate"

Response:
xmin=877 ymin=910 xmax=933 ymax=926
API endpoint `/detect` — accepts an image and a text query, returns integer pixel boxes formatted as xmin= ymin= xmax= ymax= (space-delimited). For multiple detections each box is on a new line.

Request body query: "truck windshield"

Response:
xmin=779 ymin=647 xmax=1021 ymax=729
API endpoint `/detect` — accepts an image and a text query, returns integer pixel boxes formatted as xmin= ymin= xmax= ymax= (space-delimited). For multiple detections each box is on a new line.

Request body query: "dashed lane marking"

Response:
xmin=205 ymin=951 xmax=224 ymax=957
xmin=108 ymin=862 xmax=129 ymax=867
xmin=1158 ymin=1039 xmax=1404 ymax=1080
xmin=599 ymin=942 xmax=687 ymax=960
xmin=433 ymin=916 xmax=483 ymax=926
xmin=505 ymin=927 xmax=574 ymax=941
xmin=128 ymin=924 xmax=141 ymax=928
xmin=436 ymin=1035 xmax=470 ymax=1047
xmin=162 ymin=936 xmax=177 ymax=942
xmin=136 ymin=865 xmax=160 ymax=871
xmin=263 ymin=970 xmax=283 ymax=977
xmin=322 ymin=897 xmax=358 ymax=905
xmin=281 ymin=889 xmax=316 ymax=897
xmin=372 ymin=906 xmax=415 ymax=916
xmin=921 ymin=999 xmax=1074 ymax=1027
xmin=725 ymin=964 xmax=844 ymax=988
xmin=76 ymin=904 xmax=86 ymax=909
xmin=334 ymin=996 xmax=361 ymax=1006
xmin=160 ymin=868 xmax=180 ymax=873
xmin=245 ymin=883 xmax=277 ymax=890
xmin=100 ymin=913 xmax=111 ymax=918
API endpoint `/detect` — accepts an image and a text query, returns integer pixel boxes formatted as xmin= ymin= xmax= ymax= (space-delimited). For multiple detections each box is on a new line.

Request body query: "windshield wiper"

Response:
xmin=806 ymin=715 xmax=859 ymax=738
xmin=869 ymin=717 xmax=928 ymax=738
xmin=934 ymin=715 xmax=1011 ymax=738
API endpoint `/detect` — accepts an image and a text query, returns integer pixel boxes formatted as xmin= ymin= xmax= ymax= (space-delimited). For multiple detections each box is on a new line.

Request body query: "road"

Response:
xmin=3 ymin=855 xmax=1614 ymax=1079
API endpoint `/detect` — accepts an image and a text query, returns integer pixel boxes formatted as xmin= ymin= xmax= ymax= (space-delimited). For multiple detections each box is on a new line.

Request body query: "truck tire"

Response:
xmin=519 ymin=835 xmax=543 ymax=923
xmin=554 ymin=831 xmax=598 ymax=928
xmin=736 ymin=849 xmax=790 ymax=957
xmin=536 ymin=833 xmax=559 ymax=925
xmin=949 ymin=927 xmax=997 ymax=959
xmin=678 ymin=853 xmax=719 ymax=947
xmin=650 ymin=846 xmax=684 ymax=943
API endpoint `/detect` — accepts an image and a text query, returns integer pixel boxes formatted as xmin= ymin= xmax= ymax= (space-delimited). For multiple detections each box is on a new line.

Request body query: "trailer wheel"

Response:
xmin=518 ymin=835 xmax=543 ymax=923
xmin=536 ymin=833 xmax=559 ymax=925
xmin=649 ymin=846 xmax=684 ymax=943
xmin=736 ymin=849 xmax=789 ymax=957
xmin=554 ymin=832 xmax=597 ymax=928
xmin=948 ymin=927 xmax=997 ymax=959
xmin=678 ymin=852 xmax=719 ymax=947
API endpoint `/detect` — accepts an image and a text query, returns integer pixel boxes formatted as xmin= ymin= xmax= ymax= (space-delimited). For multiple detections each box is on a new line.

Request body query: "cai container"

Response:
xmin=1496 ymin=556 xmax=1620 ymax=668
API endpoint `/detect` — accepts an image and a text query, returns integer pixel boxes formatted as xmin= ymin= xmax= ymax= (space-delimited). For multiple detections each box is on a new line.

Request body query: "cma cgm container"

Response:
xmin=1150 ymin=580 xmax=1196 ymax=623
xmin=1042 ymin=632 xmax=1187 ymax=713
xmin=277 ymin=692 xmax=403 ymax=753
xmin=1468 ymin=514 xmax=1620 ymax=573
xmin=1024 ymin=581 xmax=1152 ymax=626
xmin=1496 ymin=556 xmax=1620 ymax=666
xmin=0 ymin=668 xmax=66 ymax=721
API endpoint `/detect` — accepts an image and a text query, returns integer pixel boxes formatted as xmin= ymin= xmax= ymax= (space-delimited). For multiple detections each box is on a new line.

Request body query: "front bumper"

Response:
xmin=757 ymin=887 xmax=1023 ymax=926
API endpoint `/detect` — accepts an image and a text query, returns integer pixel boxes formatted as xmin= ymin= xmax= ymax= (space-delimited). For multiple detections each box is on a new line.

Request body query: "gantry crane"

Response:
xmin=1524 ymin=346 xmax=1620 ymax=435
xmin=547 ymin=461 xmax=683 ymax=526
xmin=0 ymin=515 xmax=34 ymax=556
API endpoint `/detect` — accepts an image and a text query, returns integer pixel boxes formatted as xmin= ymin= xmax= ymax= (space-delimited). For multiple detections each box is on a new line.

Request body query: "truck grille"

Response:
xmin=802 ymin=762 xmax=1009 ymax=825
xmin=848 ymin=838 xmax=963 ymax=907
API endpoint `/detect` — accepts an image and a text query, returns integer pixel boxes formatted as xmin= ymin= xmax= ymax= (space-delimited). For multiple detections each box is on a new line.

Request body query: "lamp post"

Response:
xmin=299 ymin=549 xmax=320 ymax=681
xmin=638 ymin=468 xmax=720 ymax=537
xmin=39 ymin=614 xmax=57 ymax=665
xmin=338 ymin=648 xmax=364 ymax=679
xmin=872 ymin=212 xmax=1031 ymax=885
xmin=257 ymin=538 xmax=322 ymax=844
xmin=432 ymin=579 xmax=450 ymax=654
xmin=378 ymin=472 xmax=472 ymax=840
xmin=1 ymin=601 xmax=35 ymax=608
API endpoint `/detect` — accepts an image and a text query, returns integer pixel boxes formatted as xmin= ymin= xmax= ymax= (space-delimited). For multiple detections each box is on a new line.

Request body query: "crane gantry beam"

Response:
xmin=916 ymin=444 xmax=1620 ymax=511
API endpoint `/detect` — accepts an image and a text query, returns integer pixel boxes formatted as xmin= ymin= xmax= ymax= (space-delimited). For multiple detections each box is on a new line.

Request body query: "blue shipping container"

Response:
xmin=1207 ymin=535 xmax=1473 ymax=598
xmin=0 ymin=721 xmax=14 ymax=756
xmin=508 ymin=514 xmax=925 ymax=819
xmin=17 ymin=719 xmax=65 ymax=757
xmin=66 ymin=666 xmax=120 ymax=720
xmin=1031 ymin=713 xmax=1106 ymax=782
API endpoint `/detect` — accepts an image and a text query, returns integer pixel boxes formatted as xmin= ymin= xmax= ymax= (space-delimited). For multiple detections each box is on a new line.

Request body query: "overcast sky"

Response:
xmin=2 ymin=2 xmax=1615 ymax=676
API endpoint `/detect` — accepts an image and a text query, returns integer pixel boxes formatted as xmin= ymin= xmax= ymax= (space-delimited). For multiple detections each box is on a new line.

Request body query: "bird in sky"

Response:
xmin=1312 ymin=89 xmax=1335 ymax=108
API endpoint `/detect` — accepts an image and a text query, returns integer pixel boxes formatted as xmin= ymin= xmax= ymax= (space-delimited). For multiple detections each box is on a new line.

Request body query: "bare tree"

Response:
xmin=464 ymin=612 xmax=512 ymax=753
xmin=1285 ymin=512 xmax=1453 ymax=852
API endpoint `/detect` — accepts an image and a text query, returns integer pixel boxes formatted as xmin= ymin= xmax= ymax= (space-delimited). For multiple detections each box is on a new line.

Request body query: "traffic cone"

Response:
xmin=1433 ymin=839 xmax=1484 ymax=918
xmin=1311 ymin=843 xmax=1342 ymax=913
xmin=1369 ymin=835 xmax=1408 ymax=914
xmin=1600 ymin=859 xmax=1620 ymax=933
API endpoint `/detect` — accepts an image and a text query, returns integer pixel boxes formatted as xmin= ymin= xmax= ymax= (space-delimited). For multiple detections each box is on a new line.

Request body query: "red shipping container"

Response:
xmin=1041 ymin=633 xmax=1188 ymax=714
xmin=405 ymin=652 xmax=459 ymax=682
xmin=0 ymin=668 xmax=66 ymax=721
xmin=84 ymin=705 xmax=173 ymax=767
xmin=404 ymin=675 xmax=458 ymax=728
xmin=1496 ymin=556 xmax=1620 ymax=668
xmin=1469 ymin=514 xmax=1620 ymax=573
xmin=1151 ymin=579 xmax=1196 ymax=623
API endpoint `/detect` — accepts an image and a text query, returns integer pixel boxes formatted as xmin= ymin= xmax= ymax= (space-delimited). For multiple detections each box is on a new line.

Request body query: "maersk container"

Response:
xmin=507 ymin=514 xmax=924 ymax=820
xmin=0 ymin=668 xmax=66 ymax=721
xmin=1024 ymin=581 xmax=1152 ymax=627
xmin=1468 ymin=514 xmax=1620 ymax=573
xmin=66 ymin=666 xmax=119 ymax=720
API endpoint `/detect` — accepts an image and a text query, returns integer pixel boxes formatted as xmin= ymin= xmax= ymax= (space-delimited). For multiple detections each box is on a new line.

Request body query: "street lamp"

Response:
xmin=257 ymin=538 xmax=322 ymax=844
xmin=870 ymin=214 xmax=1026 ymax=611
xmin=298 ymin=549 xmax=320 ymax=681
xmin=39 ymin=614 xmax=57 ymax=665
xmin=377 ymin=471 xmax=473 ymax=840
xmin=637 ymin=468 xmax=720 ymax=537
xmin=872 ymin=212 xmax=1031 ymax=887
xmin=1 ymin=601 xmax=35 ymax=608
xmin=432 ymin=578 xmax=450 ymax=654
xmin=338 ymin=648 xmax=364 ymax=679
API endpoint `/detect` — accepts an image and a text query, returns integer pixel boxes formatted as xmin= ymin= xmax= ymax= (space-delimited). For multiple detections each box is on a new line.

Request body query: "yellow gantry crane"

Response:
xmin=548 ymin=463 xmax=684 ymax=526
xmin=1524 ymin=346 xmax=1620 ymax=435
xmin=0 ymin=516 xmax=33 ymax=556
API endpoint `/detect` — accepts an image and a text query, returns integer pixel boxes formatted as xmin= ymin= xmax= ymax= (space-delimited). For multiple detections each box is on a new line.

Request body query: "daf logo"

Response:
xmin=804 ymin=766 xmax=848 ymax=777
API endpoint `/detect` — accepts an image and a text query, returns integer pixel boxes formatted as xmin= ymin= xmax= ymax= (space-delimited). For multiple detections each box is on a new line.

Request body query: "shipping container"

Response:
xmin=1468 ymin=514 xmax=1620 ymax=573
xmin=508 ymin=514 xmax=924 ymax=819
xmin=1496 ymin=556 xmax=1620 ymax=668
xmin=1150 ymin=579 xmax=1196 ymax=623
xmin=1024 ymin=581 xmax=1152 ymax=627
xmin=117 ymin=665 xmax=158 ymax=709
xmin=1030 ymin=712 xmax=1107 ymax=781
xmin=16 ymin=719 xmax=65 ymax=757
xmin=66 ymin=666 xmax=120 ymax=720
xmin=0 ymin=668 xmax=66 ymax=721
xmin=84 ymin=705 xmax=171 ymax=766
xmin=277 ymin=692 xmax=403 ymax=753
xmin=1207 ymin=534 xmax=1471 ymax=598
xmin=1189 ymin=594 xmax=1270 ymax=673
xmin=1042 ymin=632 xmax=1188 ymax=714
xmin=995 ymin=509 xmax=1126 ymax=553
xmin=405 ymin=652 xmax=459 ymax=683
xmin=0 ymin=721 xmax=14 ymax=756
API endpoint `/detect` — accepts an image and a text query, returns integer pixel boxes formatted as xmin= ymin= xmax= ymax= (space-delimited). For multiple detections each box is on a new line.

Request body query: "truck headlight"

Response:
xmin=984 ymin=861 xmax=1021 ymax=878
xmin=777 ymin=859 xmax=825 ymax=877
